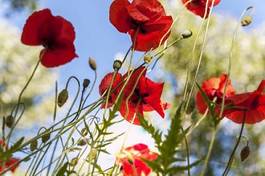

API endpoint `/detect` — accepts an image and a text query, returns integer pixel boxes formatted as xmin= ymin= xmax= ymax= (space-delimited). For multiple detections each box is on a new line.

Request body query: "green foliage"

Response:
xmin=140 ymin=104 xmax=201 ymax=175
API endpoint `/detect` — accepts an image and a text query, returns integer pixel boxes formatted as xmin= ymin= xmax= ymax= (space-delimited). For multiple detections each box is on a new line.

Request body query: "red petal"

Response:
xmin=21 ymin=9 xmax=53 ymax=45
xmin=182 ymin=0 xmax=210 ymax=18
xmin=54 ymin=16 xmax=76 ymax=43
xmin=40 ymin=41 xmax=77 ymax=67
xmin=126 ymin=4 xmax=150 ymax=23
xmin=139 ymin=77 xmax=165 ymax=117
xmin=119 ymin=99 xmax=143 ymax=125
xmin=196 ymin=92 xmax=208 ymax=114
xmin=109 ymin=0 xmax=132 ymax=33
xmin=99 ymin=72 xmax=122 ymax=108
xmin=129 ymin=15 xmax=173 ymax=51
xmin=132 ymin=0 xmax=166 ymax=19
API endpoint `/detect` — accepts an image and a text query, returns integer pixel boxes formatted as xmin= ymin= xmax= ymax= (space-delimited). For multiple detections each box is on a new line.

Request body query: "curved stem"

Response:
xmin=222 ymin=111 xmax=246 ymax=176
xmin=200 ymin=128 xmax=218 ymax=176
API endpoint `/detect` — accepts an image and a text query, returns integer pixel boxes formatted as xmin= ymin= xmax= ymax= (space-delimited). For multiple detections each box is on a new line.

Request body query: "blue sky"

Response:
xmin=22 ymin=0 xmax=265 ymax=100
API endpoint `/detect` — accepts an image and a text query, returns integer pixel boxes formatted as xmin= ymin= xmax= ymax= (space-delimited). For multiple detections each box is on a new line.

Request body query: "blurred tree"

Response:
xmin=0 ymin=21 xmax=57 ymax=128
xmin=161 ymin=1 xmax=265 ymax=175
xmin=4 ymin=0 xmax=39 ymax=14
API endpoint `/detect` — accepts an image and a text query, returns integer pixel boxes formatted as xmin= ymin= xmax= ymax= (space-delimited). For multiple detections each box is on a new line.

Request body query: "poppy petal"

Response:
xmin=40 ymin=41 xmax=77 ymax=67
xmin=132 ymin=0 xmax=166 ymax=19
xmin=129 ymin=15 xmax=173 ymax=51
xmin=21 ymin=9 xmax=53 ymax=45
xmin=109 ymin=0 xmax=132 ymax=33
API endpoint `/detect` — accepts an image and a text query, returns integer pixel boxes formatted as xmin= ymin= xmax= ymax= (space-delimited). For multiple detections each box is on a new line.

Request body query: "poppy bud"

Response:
xmin=240 ymin=145 xmax=250 ymax=162
xmin=70 ymin=157 xmax=78 ymax=166
xmin=88 ymin=57 xmax=97 ymax=71
xmin=30 ymin=139 xmax=38 ymax=151
xmin=5 ymin=115 xmax=14 ymax=128
xmin=88 ymin=148 xmax=98 ymax=160
xmin=58 ymin=89 xmax=68 ymax=107
xmin=81 ymin=128 xmax=88 ymax=136
xmin=241 ymin=16 xmax=252 ymax=27
xmin=41 ymin=130 xmax=51 ymax=143
xmin=144 ymin=55 xmax=152 ymax=64
xmin=83 ymin=79 xmax=90 ymax=88
xmin=77 ymin=138 xmax=87 ymax=146
xmin=181 ymin=30 xmax=192 ymax=39
xmin=113 ymin=60 xmax=122 ymax=71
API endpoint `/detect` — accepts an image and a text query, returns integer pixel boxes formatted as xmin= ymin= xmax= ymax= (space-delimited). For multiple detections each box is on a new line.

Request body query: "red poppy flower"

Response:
xmin=182 ymin=0 xmax=221 ymax=18
xmin=0 ymin=140 xmax=19 ymax=173
xmin=224 ymin=80 xmax=265 ymax=124
xmin=99 ymin=72 xmax=123 ymax=108
xmin=120 ymin=67 xmax=168 ymax=125
xmin=118 ymin=143 xmax=158 ymax=176
xmin=21 ymin=8 xmax=78 ymax=67
xmin=196 ymin=74 xmax=235 ymax=114
xmin=109 ymin=0 xmax=173 ymax=51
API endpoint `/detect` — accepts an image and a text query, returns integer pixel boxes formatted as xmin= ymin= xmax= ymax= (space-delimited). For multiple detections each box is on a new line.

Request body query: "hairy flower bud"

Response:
xmin=81 ymin=128 xmax=88 ymax=136
xmin=240 ymin=145 xmax=250 ymax=161
xmin=41 ymin=130 xmax=51 ymax=143
xmin=144 ymin=55 xmax=152 ymax=64
xmin=77 ymin=138 xmax=87 ymax=146
xmin=181 ymin=30 xmax=193 ymax=39
xmin=70 ymin=157 xmax=78 ymax=166
xmin=88 ymin=57 xmax=97 ymax=71
xmin=30 ymin=139 xmax=38 ymax=151
xmin=83 ymin=79 xmax=90 ymax=88
xmin=241 ymin=16 xmax=252 ymax=27
xmin=5 ymin=115 xmax=14 ymax=128
xmin=58 ymin=89 xmax=68 ymax=107
xmin=113 ymin=60 xmax=122 ymax=71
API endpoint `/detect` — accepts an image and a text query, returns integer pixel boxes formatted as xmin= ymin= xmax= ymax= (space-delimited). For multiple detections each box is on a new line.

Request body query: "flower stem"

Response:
xmin=222 ymin=111 xmax=246 ymax=176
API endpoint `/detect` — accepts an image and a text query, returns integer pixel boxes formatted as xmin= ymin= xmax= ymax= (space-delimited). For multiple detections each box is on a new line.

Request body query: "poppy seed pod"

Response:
xmin=88 ymin=57 xmax=97 ymax=71
xmin=58 ymin=89 xmax=68 ymax=107
xmin=83 ymin=79 xmax=90 ymax=88
xmin=181 ymin=30 xmax=193 ymax=39
xmin=5 ymin=115 xmax=15 ymax=128
xmin=113 ymin=60 xmax=122 ymax=71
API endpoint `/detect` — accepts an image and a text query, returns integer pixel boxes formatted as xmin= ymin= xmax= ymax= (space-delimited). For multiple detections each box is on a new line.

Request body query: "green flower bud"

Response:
xmin=30 ymin=139 xmax=38 ymax=151
xmin=83 ymin=79 xmax=90 ymax=88
xmin=5 ymin=115 xmax=14 ymax=128
xmin=181 ymin=30 xmax=193 ymax=39
xmin=113 ymin=60 xmax=122 ymax=71
xmin=88 ymin=57 xmax=97 ymax=71
xmin=241 ymin=145 xmax=250 ymax=162
xmin=41 ymin=130 xmax=51 ymax=143
xmin=241 ymin=16 xmax=252 ymax=27
xmin=58 ymin=89 xmax=68 ymax=107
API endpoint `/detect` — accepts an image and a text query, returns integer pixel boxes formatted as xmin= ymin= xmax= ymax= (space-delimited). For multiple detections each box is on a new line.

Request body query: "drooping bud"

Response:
xmin=41 ymin=130 xmax=51 ymax=143
xmin=81 ymin=128 xmax=88 ymax=136
xmin=83 ymin=79 xmax=90 ymax=88
xmin=240 ymin=145 xmax=250 ymax=162
xmin=88 ymin=57 xmax=97 ymax=71
xmin=70 ymin=157 xmax=78 ymax=166
xmin=241 ymin=16 xmax=252 ymax=27
xmin=77 ymin=138 xmax=87 ymax=146
xmin=88 ymin=148 xmax=98 ymax=160
xmin=58 ymin=89 xmax=68 ymax=107
xmin=113 ymin=60 xmax=122 ymax=71
xmin=181 ymin=30 xmax=192 ymax=39
xmin=30 ymin=139 xmax=38 ymax=151
xmin=5 ymin=115 xmax=14 ymax=128
xmin=144 ymin=55 xmax=152 ymax=64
